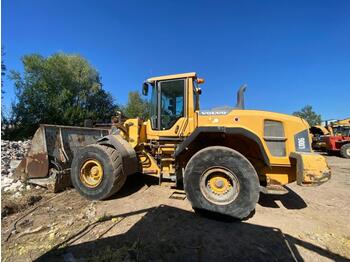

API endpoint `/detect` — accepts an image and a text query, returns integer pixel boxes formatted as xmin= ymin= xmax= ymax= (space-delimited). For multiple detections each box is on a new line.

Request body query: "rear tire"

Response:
xmin=71 ymin=144 xmax=126 ymax=200
xmin=340 ymin=144 xmax=350 ymax=158
xmin=184 ymin=146 xmax=260 ymax=220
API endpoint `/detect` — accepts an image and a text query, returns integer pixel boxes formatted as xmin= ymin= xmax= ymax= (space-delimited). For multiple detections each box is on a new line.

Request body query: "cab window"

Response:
xmin=159 ymin=79 xmax=185 ymax=130
xmin=149 ymin=84 xmax=158 ymax=129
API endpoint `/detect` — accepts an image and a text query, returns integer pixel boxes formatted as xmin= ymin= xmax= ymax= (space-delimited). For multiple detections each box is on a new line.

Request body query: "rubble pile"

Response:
xmin=1 ymin=140 xmax=31 ymax=196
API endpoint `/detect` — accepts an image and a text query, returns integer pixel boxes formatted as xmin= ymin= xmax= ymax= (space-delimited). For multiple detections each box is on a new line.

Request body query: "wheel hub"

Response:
xmin=200 ymin=167 xmax=240 ymax=205
xmin=215 ymin=180 xmax=224 ymax=188
xmin=80 ymin=159 xmax=103 ymax=188
xmin=91 ymin=166 xmax=99 ymax=176
xmin=208 ymin=175 xmax=232 ymax=195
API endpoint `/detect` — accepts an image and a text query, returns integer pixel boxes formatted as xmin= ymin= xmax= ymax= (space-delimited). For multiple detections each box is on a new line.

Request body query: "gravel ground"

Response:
xmin=1 ymin=153 xmax=350 ymax=261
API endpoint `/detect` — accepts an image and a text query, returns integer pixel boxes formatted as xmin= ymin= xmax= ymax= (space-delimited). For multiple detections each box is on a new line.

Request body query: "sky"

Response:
xmin=2 ymin=0 xmax=350 ymax=120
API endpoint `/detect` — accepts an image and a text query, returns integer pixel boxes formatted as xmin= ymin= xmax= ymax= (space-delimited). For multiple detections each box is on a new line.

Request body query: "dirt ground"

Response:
xmin=1 ymin=154 xmax=350 ymax=262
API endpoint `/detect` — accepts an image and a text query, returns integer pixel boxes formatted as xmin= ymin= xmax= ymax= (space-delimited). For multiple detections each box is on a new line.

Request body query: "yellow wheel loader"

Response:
xmin=16 ymin=72 xmax=331 ymax=219
xmin=310 ymin=125 xmax=330 ymax=151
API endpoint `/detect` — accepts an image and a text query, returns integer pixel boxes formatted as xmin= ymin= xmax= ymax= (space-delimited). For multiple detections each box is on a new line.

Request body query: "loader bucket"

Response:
xmin=15 ymin=124 xmax=109 ymax=192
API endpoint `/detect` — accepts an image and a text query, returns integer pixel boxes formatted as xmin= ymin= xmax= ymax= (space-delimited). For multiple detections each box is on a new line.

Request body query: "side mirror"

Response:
xmin=142 ymin=82 xmax=149 ymax=96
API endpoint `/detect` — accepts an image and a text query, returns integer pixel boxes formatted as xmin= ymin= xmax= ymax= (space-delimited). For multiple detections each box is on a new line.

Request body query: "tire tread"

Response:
xmin=340 ymin=144 xmax=350 ymax=158
xmin=184 ymin=146 xmax=259 ymax=220
xmin=71 ymin=143 xmax=126 ymax=200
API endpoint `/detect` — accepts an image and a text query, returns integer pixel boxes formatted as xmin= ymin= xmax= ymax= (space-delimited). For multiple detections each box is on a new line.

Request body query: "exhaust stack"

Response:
xmin=236 ymin=84 xmax=247 ymax=109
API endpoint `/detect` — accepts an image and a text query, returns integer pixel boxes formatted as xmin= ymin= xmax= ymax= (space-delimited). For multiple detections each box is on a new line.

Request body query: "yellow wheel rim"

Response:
xmin=208 ymin=174 xmax=232 ymax=195
xmin=80 ymin=159 xmax=103 ymax=188
xmin=200 ymin=167 xmax=240 ymax=205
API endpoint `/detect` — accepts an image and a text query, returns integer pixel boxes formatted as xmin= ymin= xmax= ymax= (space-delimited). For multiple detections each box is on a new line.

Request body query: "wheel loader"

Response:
xmin=16 ymin=72 xmax=331 ymax=219
xmin=310 ymin=118 xmax=350 ymax=158
xmin=323 ymin=119 xmax=350 ymax=158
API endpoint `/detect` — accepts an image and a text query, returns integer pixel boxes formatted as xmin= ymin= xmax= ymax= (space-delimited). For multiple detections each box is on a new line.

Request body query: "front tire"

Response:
xmin=71 ymin=144 xmax=126 ymax=200
xmin=340 ymin=144 xmax=350 ymax=158
xmin=184 ymin=146 xmax=260 ymax=220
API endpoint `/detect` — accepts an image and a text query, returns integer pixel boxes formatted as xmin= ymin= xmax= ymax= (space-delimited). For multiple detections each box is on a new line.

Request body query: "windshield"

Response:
xmin=333 ymin=126 xmax=350 ymax=136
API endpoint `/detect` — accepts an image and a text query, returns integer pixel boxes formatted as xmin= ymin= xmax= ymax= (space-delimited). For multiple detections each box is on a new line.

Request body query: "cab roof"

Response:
xmin=146 ymin=72 xmax=197 ymax=83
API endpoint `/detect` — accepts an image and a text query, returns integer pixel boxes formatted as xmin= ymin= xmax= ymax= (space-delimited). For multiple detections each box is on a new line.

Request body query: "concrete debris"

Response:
xmin=3 ymin=180 xmax=23 ymax=193
xmin=1 ymin=140 xmax=31 ymax=193
xmin=13 ymin=192 xmax=23 ymax=198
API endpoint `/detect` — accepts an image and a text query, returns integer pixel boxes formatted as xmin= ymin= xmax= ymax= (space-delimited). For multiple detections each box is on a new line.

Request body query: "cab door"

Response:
xmin=146 ymin=78 xmax=188 ymax=139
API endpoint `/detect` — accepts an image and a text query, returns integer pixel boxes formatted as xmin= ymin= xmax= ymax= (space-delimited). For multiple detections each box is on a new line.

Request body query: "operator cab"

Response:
xmin=142 ymin=72 xmax=202 ymax=133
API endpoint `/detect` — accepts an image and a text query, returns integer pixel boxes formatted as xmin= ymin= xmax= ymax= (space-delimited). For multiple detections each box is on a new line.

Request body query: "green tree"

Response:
xmin=292 ymin=105 xmax=322 ymax=126
xmin=1 ymin=46 xmax=5 ymax=89
xmin=1 ymin=47 xmax=8 ymax=131
xmin=6 ymin=53 xmax=118 ymax=139
xmin=123 ymin=91 xmax=149 ymax=119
